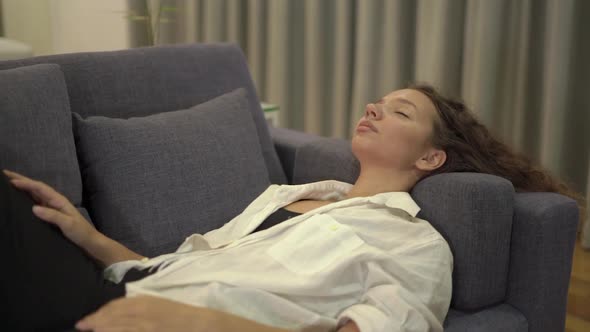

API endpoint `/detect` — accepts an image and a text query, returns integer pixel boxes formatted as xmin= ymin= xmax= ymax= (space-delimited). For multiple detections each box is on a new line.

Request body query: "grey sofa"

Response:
xmin=0 ymin=43 xmax=578 ymax=331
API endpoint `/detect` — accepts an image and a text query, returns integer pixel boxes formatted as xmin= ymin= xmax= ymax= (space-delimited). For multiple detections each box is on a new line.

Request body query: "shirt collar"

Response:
xmin=274 ymin=180 xmax=421 ymax=218
xmin=368 ymin=191 xmax=421 ymax=217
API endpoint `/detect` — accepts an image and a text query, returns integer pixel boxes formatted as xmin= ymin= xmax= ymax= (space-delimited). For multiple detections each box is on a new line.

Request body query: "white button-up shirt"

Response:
xmin=105 ymin=180 xmax=453 ymax=332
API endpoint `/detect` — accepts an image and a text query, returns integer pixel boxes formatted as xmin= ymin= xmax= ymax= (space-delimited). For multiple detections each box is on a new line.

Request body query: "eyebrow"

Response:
xmin=378 ymin=97 xmax=418 ymax=112
xmin=395 ymin=98 xmax=418 ymax=112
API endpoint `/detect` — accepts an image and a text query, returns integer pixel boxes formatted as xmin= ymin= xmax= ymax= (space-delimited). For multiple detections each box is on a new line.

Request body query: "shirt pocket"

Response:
xmin=266 ymin=214 xmax=364 ymax=275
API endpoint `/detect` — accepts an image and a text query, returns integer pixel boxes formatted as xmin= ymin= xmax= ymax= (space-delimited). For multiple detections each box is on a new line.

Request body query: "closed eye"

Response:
xmin=395 ymin=111 xmax=409 ymax=118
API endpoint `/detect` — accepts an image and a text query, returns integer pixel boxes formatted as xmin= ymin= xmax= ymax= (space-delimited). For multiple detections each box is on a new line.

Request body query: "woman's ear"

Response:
xmin=416 ymin=148 xmax=447 ymax=172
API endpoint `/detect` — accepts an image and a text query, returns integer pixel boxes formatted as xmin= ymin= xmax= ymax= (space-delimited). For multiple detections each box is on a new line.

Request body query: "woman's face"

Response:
xmin=351 ymin=88 xmax=442 ymax=172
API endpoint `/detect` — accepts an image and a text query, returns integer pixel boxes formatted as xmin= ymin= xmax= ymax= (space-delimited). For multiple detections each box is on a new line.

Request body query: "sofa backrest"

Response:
xmin=0 ymin=43 xmax=286 ymax=185
xmin=0 ymin=43 xmax=288 ymax=255
xmin=292 ymin=137 xmax=516 ymax=310
xmin=0 ymin=64 xmax=87 ymax=217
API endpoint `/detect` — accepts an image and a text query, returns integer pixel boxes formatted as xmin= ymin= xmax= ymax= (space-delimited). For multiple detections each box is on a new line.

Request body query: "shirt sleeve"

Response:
xmin=336 ymin=239 xmax=453 ymax=332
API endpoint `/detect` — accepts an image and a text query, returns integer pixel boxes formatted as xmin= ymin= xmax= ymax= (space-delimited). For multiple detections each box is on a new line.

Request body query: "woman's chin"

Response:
xmin=351 ymin=135 xmax=376 ymax=158
xmin=352 ymin=131 xmax=377 ymax=145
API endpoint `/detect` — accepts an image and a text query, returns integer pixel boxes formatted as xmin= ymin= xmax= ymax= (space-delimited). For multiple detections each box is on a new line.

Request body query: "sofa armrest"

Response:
xmin=506 ymin=192 xmax=579 ymax=332
xmin=269 ymin=127 xmax=321 ymax=184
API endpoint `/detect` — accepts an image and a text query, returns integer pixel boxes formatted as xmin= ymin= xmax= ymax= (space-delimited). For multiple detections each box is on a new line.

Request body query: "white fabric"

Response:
xmin=105 ymin=180 xmax=453 ymax=332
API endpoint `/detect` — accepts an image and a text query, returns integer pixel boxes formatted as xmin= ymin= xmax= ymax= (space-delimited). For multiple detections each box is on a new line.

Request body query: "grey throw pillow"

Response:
xmin=0 ymin=64 xmax=89 ymax=218
xmin=72 ymin=88 xmax=271 ymax=257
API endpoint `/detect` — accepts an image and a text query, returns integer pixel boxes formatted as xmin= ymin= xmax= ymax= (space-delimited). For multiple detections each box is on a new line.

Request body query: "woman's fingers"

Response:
xmin=8 ymin=178 xmax=77 ymax=215
xmin=9 ymin=178 xmax=58 ymax=204
xmin=32 ymin=200 xmax=96 ymax=247
xmin=32 ymin=205 xmax=73 ymax=229
xmin=2 ymin=169 xmax=35 ymax=181
xmin=3 ymin=170 xmax=98 ymax=247
xmin=3 ymin=169 xmax=24 ymax=179
xmin=3 ymin=170 xmax=72 ymax=212
xmin=4 ymin=170 xmax=67 ymax=207
xmin=10 ymin=181 xmax=44 ymax=205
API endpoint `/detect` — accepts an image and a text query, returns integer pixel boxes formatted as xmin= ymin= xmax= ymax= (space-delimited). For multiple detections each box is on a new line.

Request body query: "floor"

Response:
xmin=565 ymin=239 xmax=590 ymax=332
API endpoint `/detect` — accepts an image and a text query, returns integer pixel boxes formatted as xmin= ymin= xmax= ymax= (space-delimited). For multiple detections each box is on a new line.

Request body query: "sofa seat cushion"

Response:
xmin=443 ymin=305 xmax=528 ymax=331
xmin=0 ymin=64 xmax=90 ymax=219
xmin=72 ymin=88 xmax=270 ymax=257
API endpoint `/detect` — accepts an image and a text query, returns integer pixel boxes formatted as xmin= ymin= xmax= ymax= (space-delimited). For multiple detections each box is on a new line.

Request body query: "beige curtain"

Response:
xmin=134 ymin=0 xmax=590 ymax=242
xmin=0 ymin=0 xmax=4 ymax=37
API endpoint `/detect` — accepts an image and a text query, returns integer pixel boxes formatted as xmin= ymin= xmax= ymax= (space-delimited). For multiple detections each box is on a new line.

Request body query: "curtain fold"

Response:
xmin=140 ymin=0 xmax=589 ymax=237
xmin=0 ymin=0 xmax=4 ymax=37
xmin=539 ymin=0 xmax=575 ymax=173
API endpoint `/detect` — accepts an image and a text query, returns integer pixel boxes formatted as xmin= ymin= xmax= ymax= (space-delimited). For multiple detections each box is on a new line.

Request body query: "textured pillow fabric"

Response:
xmin=0 ymin=64 xmax=90 ymax=219
xmin=72 ymin=88 xmax=271 ymax=257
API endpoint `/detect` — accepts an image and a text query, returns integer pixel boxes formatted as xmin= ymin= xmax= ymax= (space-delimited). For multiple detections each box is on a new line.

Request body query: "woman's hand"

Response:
xmin=3 ymin=169 xmax=98 ymax=248
xmin=3 ymin=169 xmax=145 ymax=266
xmin=76 ymin=296 xmax=209 ymax=332
xmin=76 ymin=296 xmax=292 ymax=332
xmin=76 ymin=296 xmax=354 ymax=332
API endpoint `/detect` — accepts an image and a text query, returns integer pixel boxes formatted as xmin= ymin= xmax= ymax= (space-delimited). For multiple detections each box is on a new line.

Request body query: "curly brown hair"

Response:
xmin=410 ymin=83 xmax=585 ymax=221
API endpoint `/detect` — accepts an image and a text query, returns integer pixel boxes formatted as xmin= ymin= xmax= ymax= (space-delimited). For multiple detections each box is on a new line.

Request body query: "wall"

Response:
xmin=2 ymin=0 xmax=53 ymax=55
xmin=49 ymin=0 xmax=130 ymax=54
xmin=2 ymin=0 xmax=130 ymax=55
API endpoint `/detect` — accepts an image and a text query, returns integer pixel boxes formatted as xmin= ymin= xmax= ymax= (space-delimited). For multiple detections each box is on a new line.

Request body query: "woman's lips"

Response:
xmin=357 ymin=120 xmax=378 ymax=133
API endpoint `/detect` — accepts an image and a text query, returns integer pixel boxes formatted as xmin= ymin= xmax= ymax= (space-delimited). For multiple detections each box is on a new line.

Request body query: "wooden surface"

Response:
xmin=565 ymin=239 xmax=590 ymax=332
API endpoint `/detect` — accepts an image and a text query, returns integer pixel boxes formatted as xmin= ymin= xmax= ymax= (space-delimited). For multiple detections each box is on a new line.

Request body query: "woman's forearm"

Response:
xmin=206 ymin=308 xmax=359 ymax=332
xmin=84 ymin=232 xmax=146 ymax=267
xmin=77 ymin=295 xmax=358 ymax=332
xmin=205 ymin=308 xmax=292 ymax=332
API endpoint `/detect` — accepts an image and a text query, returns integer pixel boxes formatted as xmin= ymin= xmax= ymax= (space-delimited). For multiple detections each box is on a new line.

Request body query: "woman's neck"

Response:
xmin=345 ymin=166 xmax=419 ymax=199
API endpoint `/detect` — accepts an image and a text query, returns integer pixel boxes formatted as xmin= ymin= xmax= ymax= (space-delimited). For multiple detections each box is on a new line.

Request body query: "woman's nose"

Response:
xmin=365 ymin=103 xmax=381 ymax=119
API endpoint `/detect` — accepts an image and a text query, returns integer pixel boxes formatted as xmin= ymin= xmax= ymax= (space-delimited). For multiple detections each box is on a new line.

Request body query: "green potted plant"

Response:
xmin=125 ymin=0 xmax=176 ymax=46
